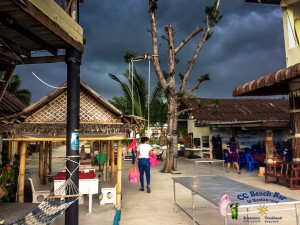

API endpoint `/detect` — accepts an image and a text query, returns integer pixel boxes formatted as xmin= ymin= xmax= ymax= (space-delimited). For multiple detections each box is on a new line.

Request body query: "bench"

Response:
xmin=264 ymin=162 xmax=300 ymax=190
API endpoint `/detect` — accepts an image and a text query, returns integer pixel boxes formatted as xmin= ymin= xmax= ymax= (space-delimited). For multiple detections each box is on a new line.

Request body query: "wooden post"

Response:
xmin=42 ymin=141 xmax=49 ymax=184
xmin=99 ymin=141 xmax=103 ymax=170
xmin=265 ymin=130 xmax=274 ymax=160
xmin=39 ymin=142 xmax=44 ymax=184
xmin=116 ymin=140 xmax=122 ymax=209
xmin=111 ymin=140 xmax=115 ymax=179
xmin=106 ymin=141 xmax=111 ymax=181
xmin=289 ymin=90 xmax=300 ymax=161
xmin=48 ymin=141 xmax=52 ymax=174
xmin=17 ymin=141 xmax=27 ymax=203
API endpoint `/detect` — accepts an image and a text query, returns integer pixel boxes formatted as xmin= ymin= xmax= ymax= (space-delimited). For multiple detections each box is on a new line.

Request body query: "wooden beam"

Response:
xmin=3 ymin=135 xmax=127 ymax=141
xmin=12 ymin=0 xmax=83 ymax=52
xmin=18 ymin=55 xmax=66 ymax=64
xmin=0 ymin=13 xmax=58 ymax=56
xmin=0 ymin=63 xmax=16 ymax=102
xmin=0 ymin=47 xmax=21 ymax=61
xmin=0 ymin=36 xmax=31 ymax=58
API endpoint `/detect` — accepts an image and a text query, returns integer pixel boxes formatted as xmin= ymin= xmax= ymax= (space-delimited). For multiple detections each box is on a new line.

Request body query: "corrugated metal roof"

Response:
xmin=181 ymin=98 xmax=289 ymax=125
xmin=0 ymin=91 xmax=27 ymax=116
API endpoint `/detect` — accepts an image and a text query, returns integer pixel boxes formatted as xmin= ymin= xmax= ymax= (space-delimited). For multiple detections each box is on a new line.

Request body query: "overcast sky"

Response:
xmin=15 ymin=0 xmax=286 ymax=103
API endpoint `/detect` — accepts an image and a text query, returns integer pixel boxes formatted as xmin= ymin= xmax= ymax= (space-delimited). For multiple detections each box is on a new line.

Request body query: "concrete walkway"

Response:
xmin=24 ymin=146 xmax=300 ymax=225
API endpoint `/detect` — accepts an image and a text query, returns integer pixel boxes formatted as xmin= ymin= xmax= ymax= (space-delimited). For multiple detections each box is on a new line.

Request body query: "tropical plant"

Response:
xmin=0 ymin=164 xmax=18 ymax=202
xmin=108 ymin=96 xmax=131 ymax=115
xmin=108 ymin=67 xmax=166 ymax=129
xmin=7 ymin=74 xmax=31 ymax=105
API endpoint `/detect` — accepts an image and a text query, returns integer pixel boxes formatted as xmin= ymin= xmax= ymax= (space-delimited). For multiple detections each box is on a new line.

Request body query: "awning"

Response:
xmin=232 ymin=63 xmax=300 ymax=96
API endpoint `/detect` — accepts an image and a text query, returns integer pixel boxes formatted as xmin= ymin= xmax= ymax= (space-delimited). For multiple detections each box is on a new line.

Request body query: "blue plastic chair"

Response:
xmin=245 ymin=153 xmax=260 ymax=172
xmin=238 ymin=152 xmax=247 ymax=169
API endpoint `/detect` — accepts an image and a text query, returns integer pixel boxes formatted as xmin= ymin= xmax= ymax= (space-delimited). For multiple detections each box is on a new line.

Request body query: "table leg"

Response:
xmin=192 ymin=191 xmax=195 ymax=225
xmin=295 ymin=203 xmax=299 ymax=225
xmin=173 ymin=180 xmax=177 ymax=213
xmin=89 ymin=193 xmax=92 ymax=213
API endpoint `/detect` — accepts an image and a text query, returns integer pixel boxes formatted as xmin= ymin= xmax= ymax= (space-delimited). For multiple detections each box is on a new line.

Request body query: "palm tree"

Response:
xmin=108 ymin=96 xmax=131 ymax=115
xmin=108 ymin=67 xmax=166 ymax=128
xmin=7 ymin=74 xmax=31 ymax=105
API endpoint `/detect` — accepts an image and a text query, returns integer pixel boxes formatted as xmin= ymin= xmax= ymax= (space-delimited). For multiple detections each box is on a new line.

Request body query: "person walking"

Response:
xmin=136 ymin=136 xmax=153 ymax=193
xmin=227 ymin=137 xmax=241 ymax=174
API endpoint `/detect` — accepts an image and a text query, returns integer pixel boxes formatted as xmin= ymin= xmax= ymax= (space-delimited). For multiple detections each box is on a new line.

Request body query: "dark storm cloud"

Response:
xmin=16 ymin=1 xmax=287 ymax=102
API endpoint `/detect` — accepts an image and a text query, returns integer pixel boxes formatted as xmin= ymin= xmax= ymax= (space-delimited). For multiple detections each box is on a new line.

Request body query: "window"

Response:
xmin=202 ymin=136 xmax=209 ymax=148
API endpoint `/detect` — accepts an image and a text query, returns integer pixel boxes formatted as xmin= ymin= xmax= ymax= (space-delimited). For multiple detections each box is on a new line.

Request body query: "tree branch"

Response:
xmin=174 ymin=27 xmax=203 ymax=54
xmin=149 ymin=0 xmax=167 ymax=90
xmin=166 ymin=25 xmax=176 ymax=91
xmin=181 ymin=74 xmax=210 ymax=100
xmin=180 ymin=0 xmax=220 ymax=92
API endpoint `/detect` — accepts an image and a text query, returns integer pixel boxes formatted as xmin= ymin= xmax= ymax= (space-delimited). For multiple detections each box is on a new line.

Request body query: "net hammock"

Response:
xmin=9 ymin=157 xmax=81 ymax=225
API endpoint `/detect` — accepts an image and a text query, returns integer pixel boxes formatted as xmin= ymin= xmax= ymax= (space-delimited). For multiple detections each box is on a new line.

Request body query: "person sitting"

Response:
xmin=80 ymin=145 xmax=87 ymax=160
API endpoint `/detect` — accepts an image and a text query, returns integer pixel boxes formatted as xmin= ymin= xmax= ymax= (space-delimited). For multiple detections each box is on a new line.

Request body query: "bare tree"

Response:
xmin=148 ymin=0 xmax=222 ymax=172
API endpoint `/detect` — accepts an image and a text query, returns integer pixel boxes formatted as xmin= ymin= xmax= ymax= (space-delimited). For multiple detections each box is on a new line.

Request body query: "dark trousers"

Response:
xmin=138 ymin=158 xmax=150 ymax=188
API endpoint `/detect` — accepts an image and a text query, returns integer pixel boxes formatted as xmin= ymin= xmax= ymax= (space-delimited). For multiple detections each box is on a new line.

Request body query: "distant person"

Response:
xmin=227 ymin=137 xmax=241 ymax=174
xmin=136 ymin=136 xmax=153 ymax=193
xmin=131 ymin=149 xmax=136 ymax=164
xmin=80 ymin=145 xmax=86 ymax=160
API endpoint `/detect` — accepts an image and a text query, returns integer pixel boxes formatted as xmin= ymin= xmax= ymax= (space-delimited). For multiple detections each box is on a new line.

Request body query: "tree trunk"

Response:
xmin=160 ymin=94 xmax=178 ymax=173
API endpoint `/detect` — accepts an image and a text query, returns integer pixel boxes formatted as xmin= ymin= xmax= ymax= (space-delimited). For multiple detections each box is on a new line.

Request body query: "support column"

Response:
xmin=65 ymin=46 xmax=81 ymax=225
xmin=265 ymin=130 xmax=274 ymax=160
xmin=48 ymin=141 xmax=52 ymax=174
xmin=116 ymin=140 xmax=122 ymax=209
xmin=17 ymin=141 xmax=27 ymax=203
xmin=289 ymin=90 xmax=300 ymax=161
xmin=106 ymin=141 xmax=111 ymax=181
xmin=39 ymin=142 xmax=44 ymax=184
xmin=111 ymin=140 xmax=115 ymax=179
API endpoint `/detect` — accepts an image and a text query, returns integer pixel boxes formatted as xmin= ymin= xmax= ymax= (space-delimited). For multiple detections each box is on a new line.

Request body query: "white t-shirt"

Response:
xmin=137 ymin=143 xmax=152 ymax=158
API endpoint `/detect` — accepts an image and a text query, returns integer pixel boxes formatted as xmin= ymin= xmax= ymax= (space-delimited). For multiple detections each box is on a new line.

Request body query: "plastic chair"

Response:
xmin=238 ymin=152 xmax=247 ymax=169
xmin=28 ymin=178 xmax=51 ymax=203
xmin=245 ymin=153 xmax=260 ymax=172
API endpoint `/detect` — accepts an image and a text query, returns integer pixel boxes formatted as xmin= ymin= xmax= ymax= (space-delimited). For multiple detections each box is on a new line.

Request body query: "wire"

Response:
xmin=0 ymin=36 xmax=66 ymax=89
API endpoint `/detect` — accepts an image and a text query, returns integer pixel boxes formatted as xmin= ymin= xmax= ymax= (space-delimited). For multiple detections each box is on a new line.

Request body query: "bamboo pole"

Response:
xmin=106 ymin=141 xmax=111 ymax=181
xmin=39 ymin=142 xmax=44 ymax=184
xmin=49 ymin=141 xmax=52 ymax=174
xmin=8 ymin=141 xmax=12 ymax=162
xmin=99 ymin=141 xmax=103 ymax=170
xmin=116 ymin=140 xmax=122 ymax=209
xmin=111 ymin=140 xmax=115 ymax=179
xmin=3 ymin=135 xmax=126 ymax=142
xmin=42 ymin=142 xmax=49 ymax=184
xmin=17 ymin=141 xmax=27 ymax=203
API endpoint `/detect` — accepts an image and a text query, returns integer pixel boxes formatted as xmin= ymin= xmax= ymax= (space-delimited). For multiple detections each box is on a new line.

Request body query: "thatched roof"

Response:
xmin=0 ymin=80 xmax=144 ymax=140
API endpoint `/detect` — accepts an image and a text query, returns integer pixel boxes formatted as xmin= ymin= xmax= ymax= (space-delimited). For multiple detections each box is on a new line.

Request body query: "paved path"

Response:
xmin=23 ymin=146 xmax=300 ymax=225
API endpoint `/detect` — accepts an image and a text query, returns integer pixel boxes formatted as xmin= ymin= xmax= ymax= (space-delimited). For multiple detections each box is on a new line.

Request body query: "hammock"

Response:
xmin=9 ymin=157 xmax=81 ymax=225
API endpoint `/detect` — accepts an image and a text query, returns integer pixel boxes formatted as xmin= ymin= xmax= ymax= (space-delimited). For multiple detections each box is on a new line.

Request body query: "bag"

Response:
xmin=149 ymin=154 xmax=159 ymax=166
xmin=128 ymin=167 xmax=140 ymax=183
